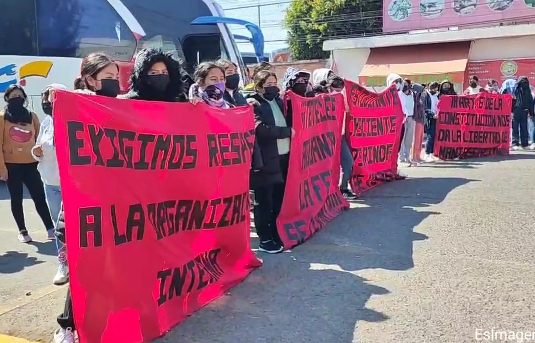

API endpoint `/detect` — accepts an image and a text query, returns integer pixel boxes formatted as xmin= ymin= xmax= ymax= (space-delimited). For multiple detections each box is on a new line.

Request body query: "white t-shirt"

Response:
xmin=430 ymin=93 xmax=439 ymax=114
xmin=399 ymin=91 xmax=414 ymax=117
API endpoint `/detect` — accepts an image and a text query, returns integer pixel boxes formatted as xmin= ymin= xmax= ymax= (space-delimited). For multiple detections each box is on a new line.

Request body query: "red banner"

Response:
xmin=345 ymin=81 xmax=405 ymax=195
xmin=53 ymin=91 xmax=261 ymax=343
xmin=277 ymin=92 xmax=349 ymax=249
xmin=434 ymin=93 xmax=512 ymax=160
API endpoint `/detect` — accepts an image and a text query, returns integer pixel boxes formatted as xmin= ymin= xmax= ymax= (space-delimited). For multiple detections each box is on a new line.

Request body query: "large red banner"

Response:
xmin=53 ymin=91 xmax=262 ymax=343
xmin=434 ymin=93 xmax=512 ymax=160
xmin=277 ymin=93 xmax=349 ymax=249
xmin=345 ymin=81 xmax=405 ymax=195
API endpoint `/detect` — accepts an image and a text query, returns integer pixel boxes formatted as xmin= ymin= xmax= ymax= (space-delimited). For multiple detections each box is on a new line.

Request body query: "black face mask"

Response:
xmin=8 ymin=97 xmax=25 ymax=109
xmin=292 ymin=83 xmax=307 ymax=96
xmin=225 ymin=74 xmax=240 ymax=90
xmin=96 ymin=79 xmax=120 ymax=97
xmin=263 ymin=86 xmax=279 ymax=101
xmin=147 ymin=74 xmax=170 ymax=92
xmin=402 ymin=85 xmax=409 ymax=93
xmin=42 ymin=102 xmax=53 ymax=116
xmin=430 ymin=90 xmax=437 ymax=95
xmin=470 ymin=81 xmax=477 ymax=88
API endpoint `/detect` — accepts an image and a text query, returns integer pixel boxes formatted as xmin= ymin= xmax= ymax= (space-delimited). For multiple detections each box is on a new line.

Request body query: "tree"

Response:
xmin=284 ymin=0 xmax=382 ymax=60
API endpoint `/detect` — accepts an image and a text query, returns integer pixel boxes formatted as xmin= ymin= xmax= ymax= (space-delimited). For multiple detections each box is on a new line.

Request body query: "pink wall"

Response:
xmin=383 ymin=0 xmax=535 ymax=33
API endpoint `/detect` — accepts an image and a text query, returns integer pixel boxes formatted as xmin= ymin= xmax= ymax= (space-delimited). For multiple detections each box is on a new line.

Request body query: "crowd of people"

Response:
xmin=1 ymin=48 xmax=533 ymax=343
xmin=383 ymin=73 xmax=535 ymax=164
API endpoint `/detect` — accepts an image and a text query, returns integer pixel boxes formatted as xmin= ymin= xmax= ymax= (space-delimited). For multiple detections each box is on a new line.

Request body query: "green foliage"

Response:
xmin=284 ymin=0 xmax=382 ymax=60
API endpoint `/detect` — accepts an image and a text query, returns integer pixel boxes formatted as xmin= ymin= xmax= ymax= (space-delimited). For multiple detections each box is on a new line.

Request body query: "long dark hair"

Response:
xmin=79 ymin=52 xmax=118 ymax=91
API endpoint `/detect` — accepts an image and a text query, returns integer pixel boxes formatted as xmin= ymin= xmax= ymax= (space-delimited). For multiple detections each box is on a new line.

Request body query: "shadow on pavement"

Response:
xmin=163 ymin=176 xmax=473 ymax=343
xmin=0 ymin=251 xmax=44 ymax=273
xmin=28 ymin=241 xmax=58 ymax=257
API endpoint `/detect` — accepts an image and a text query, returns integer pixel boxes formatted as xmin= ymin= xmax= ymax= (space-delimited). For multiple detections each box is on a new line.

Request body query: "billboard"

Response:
xmin=383 ymin=0 xmax=535 ymax=33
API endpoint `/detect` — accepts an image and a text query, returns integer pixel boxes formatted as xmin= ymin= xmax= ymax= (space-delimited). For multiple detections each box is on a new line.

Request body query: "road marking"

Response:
xmin=0 ymin=334 xmax=39 ymax=343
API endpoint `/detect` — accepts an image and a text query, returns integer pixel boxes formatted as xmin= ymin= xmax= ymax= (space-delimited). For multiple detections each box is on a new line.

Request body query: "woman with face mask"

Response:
xmin=511 ymin=77 xmax=534 ymax=150
xmin=422 ymin=82 xmax=441 ymax=162
xmin=0 ymin=84 xmax=54 ymax=243
xmin=247 ymin=70 xmax=295 ymax=254
xmin=189 ymin=62 xmax=234 ymax=109
xmin=216 ymin=59 xmax=248 ymax=106
xmin=120 ymin=48 xmax=188 ymax=102
xmin=31 ymin=83 xmax=70 ymax=286
xmin=53 ymin=53 xmax=121 ymax=343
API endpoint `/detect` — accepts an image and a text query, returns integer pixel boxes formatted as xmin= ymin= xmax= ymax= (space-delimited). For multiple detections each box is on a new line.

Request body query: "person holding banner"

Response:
xmin=283 ymin=67 xmax=315 ymax=98
xmin=120 ymin=48 xmax=188 ymax=102
xmin=0 ymin=84 xmax=55 ymax=243
xmin=248 ymin=70 xmax=295 ymax=253
xmin=217 ymin=59 xmax=248 ymax=106
xmin=189 ymin=62 xmax=234 ymax=109
xmin=398 ymin=80 xmax=416 ymax=165
xmin=422 ymin=81 xmax=441 ymax=162
xmin=31 ymin=83 xmax=70 ymax=286
xmin=53 ymin=52 xmax=122 ymax=343
xmin=510 ymin=77 xmax=534 ymax=150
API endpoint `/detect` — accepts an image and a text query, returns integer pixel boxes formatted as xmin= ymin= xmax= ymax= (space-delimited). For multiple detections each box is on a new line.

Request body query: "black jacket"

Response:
xmin=247 ymin=92 xmax=292 ymax=187
xmin=223 ymin=89 xmax=248 ymax=106
xmin=119 ymin=48 xmax=189 ymax=102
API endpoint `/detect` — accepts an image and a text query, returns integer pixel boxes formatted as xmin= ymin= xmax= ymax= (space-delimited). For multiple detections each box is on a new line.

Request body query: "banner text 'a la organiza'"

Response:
xmin=53 ymin=91 xmax=262 ymax=343
xmin=277 ymin=92 xmax=349 ymax=249
xmin=435 ymin=93 xmax=512 ymax=160
xmin=345 ymin=81 xmax=405 ymax=195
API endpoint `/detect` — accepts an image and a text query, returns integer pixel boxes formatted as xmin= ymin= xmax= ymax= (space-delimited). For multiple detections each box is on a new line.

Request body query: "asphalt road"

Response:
xmin=1 ymin=153 xmax=534 ymax=343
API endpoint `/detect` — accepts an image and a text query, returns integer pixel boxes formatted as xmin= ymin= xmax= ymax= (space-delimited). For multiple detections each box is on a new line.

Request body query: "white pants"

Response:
xmin=400 ymin=116 xmax=416 ymax=161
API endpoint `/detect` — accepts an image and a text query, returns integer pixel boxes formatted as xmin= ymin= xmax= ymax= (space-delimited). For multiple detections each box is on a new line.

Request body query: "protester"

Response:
xmin=411 ymin=83 xmax=426 ymax=163
xmin=53 ymin=53 xmax=121 ymax=343
xmin=464 ymin=75 xmax=484 ymax=95
xmin=120 ymin=48 xmax=188 ymax=102
xmin=283 ymin=67 xmax=314 ymax=98
xmin=189 ymin=62 xmax=233 ymax=109
xmin=0 ymin=84 xmax=54 ymax=243
xmin=510 ymin=77 xmax=534 ymax=150
xmin=422 ymin=81 xmax=441 ymax=162
xmin=243 ymin=61 xmax=273 ymax=94
xmin=398 ymin=79 xmax=416 ymax=165
xmin=439 ymin=80 xmax=457 ymax=96
xmin=31 ymin=83 xmax=70 ymax=285
xmin=485 ymin=79 xmax=499 ymax=93
xmin=247 ymin=70 xmax=295 ymax=253
xmin=216 ymin=59 xmax=247 ymax=106
xmin=311 ymin=68 xmax=333 ymax=94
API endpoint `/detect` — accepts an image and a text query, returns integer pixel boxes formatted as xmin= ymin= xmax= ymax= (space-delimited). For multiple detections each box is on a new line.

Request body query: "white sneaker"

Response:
xmin=17 ymin=233 xmax=32 ymax=243
xmin=424 ymin=154 xmax=435 ymax=163
xmin=431 ymin=154 xmax=440 ymax=161
xmin=53 ymin=264 xmax=69 ymax=285
xmin=530 ymin=143 xmax=535 ymax=150
xmin=511 ymin=146 xmax=520 ymax=151
xmin=54 ymin=328 xmax=75 ymax=343
xmin=397 ymin=169 xmax=408 ymax=177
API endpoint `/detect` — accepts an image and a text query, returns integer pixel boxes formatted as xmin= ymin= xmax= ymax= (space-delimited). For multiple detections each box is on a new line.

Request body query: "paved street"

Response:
xmin=1 ymin=153 xmax=535 ymax=343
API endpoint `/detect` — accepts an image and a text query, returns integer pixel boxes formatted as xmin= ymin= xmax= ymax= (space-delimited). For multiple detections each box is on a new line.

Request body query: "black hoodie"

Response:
xmin=120 ymin=48 xmax=191 ymax=102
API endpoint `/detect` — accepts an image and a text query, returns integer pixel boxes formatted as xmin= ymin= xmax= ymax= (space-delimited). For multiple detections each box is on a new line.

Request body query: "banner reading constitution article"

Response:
xmin=277 ymin=92 xmax=349 ymax=249
xmin=435 ymin=93 xmax=512 ymax=160
xmin=345 ymin=81 xmax=405 ymax=195
xmin=53 ymin=91 xmax=262 ymax=343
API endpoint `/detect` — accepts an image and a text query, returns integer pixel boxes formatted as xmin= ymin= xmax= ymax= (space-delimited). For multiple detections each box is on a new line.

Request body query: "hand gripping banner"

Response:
xmin=277 ymin=92 xmax=349 ymax=249
xmin=53 ymin=91 xmax=261 ymax=343
xmin=345 ymin=81 xmax=405 ymax=195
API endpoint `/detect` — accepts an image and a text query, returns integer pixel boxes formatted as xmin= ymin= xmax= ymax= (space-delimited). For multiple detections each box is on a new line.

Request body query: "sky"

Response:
xmin=217 ymin=0 xmax=290 ymax=54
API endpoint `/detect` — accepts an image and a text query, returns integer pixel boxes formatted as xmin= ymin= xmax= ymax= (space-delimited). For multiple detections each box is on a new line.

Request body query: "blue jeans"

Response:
xmin=340 ymin=138 xmax=353 ymax=190
xmin=44 ymin=184 xmax=65 ymax=265
xmin=425 ymin=119 xmax=436 ymax=154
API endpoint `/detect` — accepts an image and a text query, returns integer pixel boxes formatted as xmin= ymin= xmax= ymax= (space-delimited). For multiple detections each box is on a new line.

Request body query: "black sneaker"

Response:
xmin=258 ymin=240 xmax=283 ymax=254
xmin=341 ymin=189 xmax=357 ymax=200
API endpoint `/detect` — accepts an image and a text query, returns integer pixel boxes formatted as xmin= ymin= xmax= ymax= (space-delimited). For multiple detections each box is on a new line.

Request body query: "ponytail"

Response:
xmin=74 ymin=76 xmax=85 ymax=90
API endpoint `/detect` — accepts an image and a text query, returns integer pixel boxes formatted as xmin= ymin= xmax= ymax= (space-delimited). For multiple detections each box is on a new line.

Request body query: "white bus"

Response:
xmin=0 ymin=0 xmax=249 ymax=120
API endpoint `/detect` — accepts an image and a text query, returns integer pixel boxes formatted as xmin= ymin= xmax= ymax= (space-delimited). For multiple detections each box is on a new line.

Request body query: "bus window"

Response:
xmin=36 ymin=0 xmax=137 ymax=61
xmin=0 ymin=0 xmax=38 ymax=55
xmin=181 ymin=34 xmax=228 ymax=74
